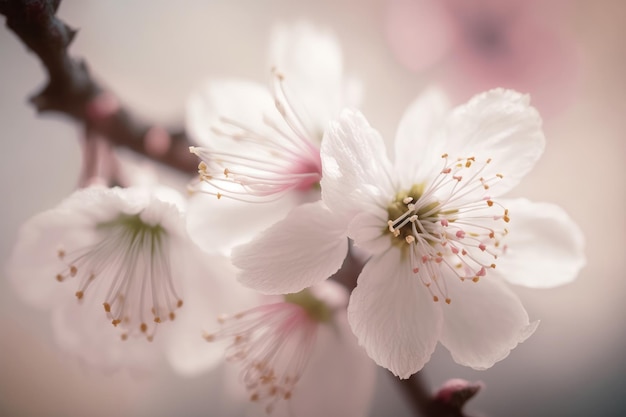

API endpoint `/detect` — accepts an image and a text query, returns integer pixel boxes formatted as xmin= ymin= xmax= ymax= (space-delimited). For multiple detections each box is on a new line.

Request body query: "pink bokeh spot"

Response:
xmin=384 ymin=0 xmax=579 ymax=117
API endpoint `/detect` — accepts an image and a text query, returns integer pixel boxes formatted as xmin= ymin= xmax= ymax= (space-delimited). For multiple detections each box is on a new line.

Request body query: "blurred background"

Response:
xmin=0 ymin=1 xmax=624 ymax=416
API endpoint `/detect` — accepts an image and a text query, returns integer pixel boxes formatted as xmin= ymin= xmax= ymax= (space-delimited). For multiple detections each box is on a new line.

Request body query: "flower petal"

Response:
xmin=165 ymin=254 xmax=261 ymax=376
xmin=285 ymin=309 xmax=376 ymax=417
xmin=50 ymin=283 xmax=162 ymax=372
xmin=268 ymin=21 xmax=350 ymax=132
xmin=232 ymin=201 xmax=348 ymax=294
xmin=433 ymin=89 xmax=545 ymax=195
xmin=347 ymin=249 xmax=442 ymax=379
xmin=440 ymin=275 xmax=538 ymax=370
xmin=186 ymin=190 xmax=314 ymax=255
xmin=7 ymin=199 xmax=103 ymax=309
xmin=347 ymin=209 xmax=391 ymax=255
xmin=494 ymin=198 xmax=586 ymax=288
xmin=394 ymin=87 xmax=451 ymax=188
xmin=321 ymin=109 xmax=397 ymax=218
xmin=185 ymin=79 xmax=274 ymax=147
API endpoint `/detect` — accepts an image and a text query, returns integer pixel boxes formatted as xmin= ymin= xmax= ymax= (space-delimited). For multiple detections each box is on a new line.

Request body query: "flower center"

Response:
xmin=55 ymin=213 xmax=183 ymax=341
xmin=188 ymin=69 xmax=322 ymax=203
xmin=386 ymin=154 xmax=510 ymax=304
xmin=204 ymin=289 xmax=331 ymax=414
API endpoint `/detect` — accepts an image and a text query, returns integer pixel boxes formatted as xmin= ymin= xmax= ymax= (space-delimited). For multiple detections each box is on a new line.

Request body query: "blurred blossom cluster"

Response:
xmin=385 ymin=0 xmax=579 ymax=117
xmin=6 ymin=13 xmax=585 ymax=417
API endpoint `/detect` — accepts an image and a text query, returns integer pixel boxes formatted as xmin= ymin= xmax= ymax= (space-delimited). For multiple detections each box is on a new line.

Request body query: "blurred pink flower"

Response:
xmin=385 ymin=0 xmax=579 ymax=116
xmin=203 ymin=281 xmax=376 ymax=417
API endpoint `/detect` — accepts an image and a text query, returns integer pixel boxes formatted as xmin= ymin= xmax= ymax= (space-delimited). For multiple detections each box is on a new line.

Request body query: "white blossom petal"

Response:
xmin=268 ymin=21 xmax=347 ymax=131
xmin=233 ymin=201 xmax=348 ymax=294
xmin=436 ymin=89 xmax=545 ymax=196
xmin=185 ymin=79 xmax=274 ymax=147
xmin=186 ymin=190 xmax=316 ymax=255
xmin=440 ymin=275 xmax=539 ymax=370
xmin=394 ymin=87 xmax=451 ymax=188
xmin=165 ymin=254 xmax=261 ymax=376
xmin=348 ymin=249 xmax=442 ymax=379
xmin=51 ymin=286 xmax=162 ymax=372
xmin=347 ymin=209 xmax=391 ymax=255
xmin=494 ymin=198 xmax=586 ymax=288
xmin=321 ymin=109 xmax=396 ymax=218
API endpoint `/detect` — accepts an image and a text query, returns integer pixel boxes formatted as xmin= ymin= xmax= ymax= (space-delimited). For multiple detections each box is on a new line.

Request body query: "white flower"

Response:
xmin=233 ymin=88 xmax=585 ymax=378
xmin=7 ymin=186 xmax=226 ymax=371
xmin=185 ymin=21 xmax=360 ymax=254
xmin=203 ymin=280 xmax=376 ymax=417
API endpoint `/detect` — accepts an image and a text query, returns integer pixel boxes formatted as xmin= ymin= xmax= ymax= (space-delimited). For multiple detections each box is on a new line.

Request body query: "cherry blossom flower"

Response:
xmin=6 ymin=186 xmax=226 ymax=372
xmin=233 ymin=88 xmax=585 ymax=378
xmin=385 ymin=0 xmax=579 ymax=116
xmin=203 ymin=281 xmax=376 ymax=417
xmin=185 ymin=21 xmax=360 ymax=254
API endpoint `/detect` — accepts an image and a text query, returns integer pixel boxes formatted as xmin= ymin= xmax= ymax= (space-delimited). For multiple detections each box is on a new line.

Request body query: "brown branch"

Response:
xmin=1 ymin=0 xmax=197 ymax=173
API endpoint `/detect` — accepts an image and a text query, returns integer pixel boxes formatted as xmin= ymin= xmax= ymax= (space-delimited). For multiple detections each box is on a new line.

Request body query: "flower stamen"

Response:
xmin=55 ymin=213 xmax=183 ymax=341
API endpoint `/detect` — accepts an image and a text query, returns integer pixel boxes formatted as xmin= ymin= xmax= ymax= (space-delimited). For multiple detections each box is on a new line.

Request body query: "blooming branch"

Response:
xmin=1 ymin=1 xmax=493 ymax=416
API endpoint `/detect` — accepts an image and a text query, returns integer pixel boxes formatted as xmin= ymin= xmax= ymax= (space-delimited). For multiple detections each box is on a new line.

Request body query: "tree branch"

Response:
xmin=1 ymin=0 xmax=197 ymax=173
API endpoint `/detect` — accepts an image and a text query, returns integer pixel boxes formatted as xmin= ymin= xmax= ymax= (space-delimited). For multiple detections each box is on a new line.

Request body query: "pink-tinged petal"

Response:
xmin=440 ymin=275 xmax=539 ymax=370
xmin=438 ymin=89 xmax=545 ymax=196
xmin=348 ymin=209 xmax=391 ymax=255
xmin=185 ymin=79 xmax=274 ymax=147
xmin=321 ymin=109 xmax=397 ymax=218
xmin=233 ymin=201 xmax=348 ymax=294
xmin=494 ymin=198 xmax=586 ymax=288
xmin=284 ymin=311 xmax=376 ymax=417
xmin=394 ymin=87 xmax=451 ymax=188
xmin=348 ymin=249 xmax=442 ymax=379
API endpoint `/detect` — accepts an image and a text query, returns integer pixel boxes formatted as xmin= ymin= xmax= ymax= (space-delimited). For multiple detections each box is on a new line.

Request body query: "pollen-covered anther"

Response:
xmin=433 ymin=296 xmax=439 ymax=302
xmin=472 ymin=277 xmax=480 ymax=283
xmin=56 ymin=274 xmax=64 ymax=282
xmin=445 ymin=298 xmax=451 ymax=304
xmin=75 ymin=291 xmax=83 ymax=300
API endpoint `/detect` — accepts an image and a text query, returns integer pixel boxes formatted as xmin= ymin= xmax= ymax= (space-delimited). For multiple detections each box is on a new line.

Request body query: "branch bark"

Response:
xmin=1 ymin=0 xmax=197 ymax=173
